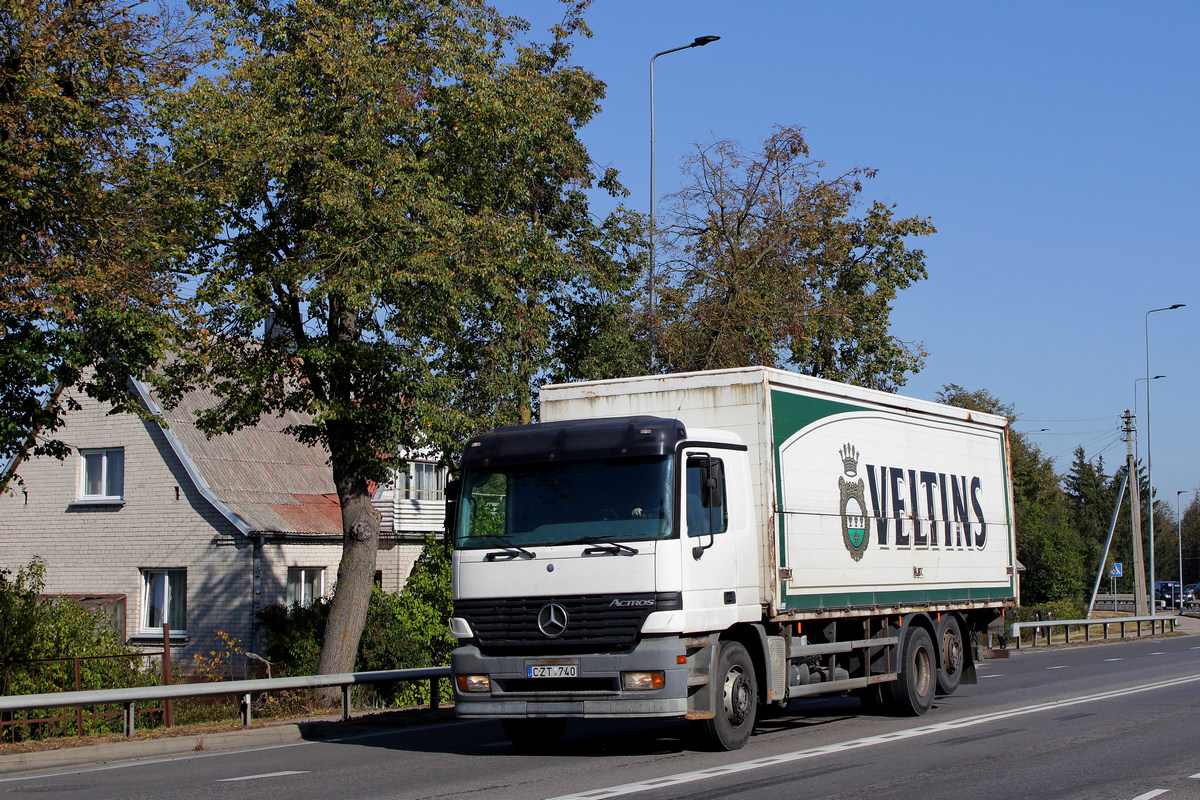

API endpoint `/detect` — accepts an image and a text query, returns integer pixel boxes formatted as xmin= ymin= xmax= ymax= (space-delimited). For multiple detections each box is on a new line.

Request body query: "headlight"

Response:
xmin=621 ymin=671 xmax=665 ymax=691
xmin=456 ymin=674 xmax=491 ymax=693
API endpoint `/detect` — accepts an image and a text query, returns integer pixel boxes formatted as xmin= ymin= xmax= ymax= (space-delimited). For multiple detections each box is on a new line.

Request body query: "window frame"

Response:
xmin=286 ymin=566 xmax=325 ymax=608
xmin=77 ymin=447 xmax=125 ymax=504
xmin=140 ymin=568 xmax=186 ymax=636
xmin=406 ymin=460 xmax=446 ymax=501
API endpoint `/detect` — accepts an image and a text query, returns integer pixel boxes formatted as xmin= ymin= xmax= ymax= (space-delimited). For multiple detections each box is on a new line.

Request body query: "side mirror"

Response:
xmin=443 ymin=478 xmax=462 ymax=534
xmin=701 ymin=460 xmax=725 ymax=509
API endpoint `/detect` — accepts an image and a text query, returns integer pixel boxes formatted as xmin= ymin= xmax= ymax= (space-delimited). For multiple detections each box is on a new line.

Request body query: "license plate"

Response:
xmin=526 ymin=664 xmax=578 ymax=678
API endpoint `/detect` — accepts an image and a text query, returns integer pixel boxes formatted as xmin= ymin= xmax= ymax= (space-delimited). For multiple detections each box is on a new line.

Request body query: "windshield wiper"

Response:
xmin=578 ymin=537 xmax=639 ymax=556
xmin=484 ymin=539 xmax=536 ymax=562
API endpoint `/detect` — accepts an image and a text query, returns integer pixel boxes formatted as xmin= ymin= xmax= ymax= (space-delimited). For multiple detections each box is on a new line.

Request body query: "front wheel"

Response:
xmin=700 ymin=641 xmax=758 ymax=751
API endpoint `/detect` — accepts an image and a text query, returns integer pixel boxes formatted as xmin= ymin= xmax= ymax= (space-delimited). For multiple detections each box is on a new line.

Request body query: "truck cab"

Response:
xmin=449 ymin=416 xmax=762 ymax=749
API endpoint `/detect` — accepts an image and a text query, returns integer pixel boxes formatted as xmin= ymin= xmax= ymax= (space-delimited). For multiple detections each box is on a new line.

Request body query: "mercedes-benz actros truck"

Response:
xmin=448 ymin=367 xmax=1017 ymax=751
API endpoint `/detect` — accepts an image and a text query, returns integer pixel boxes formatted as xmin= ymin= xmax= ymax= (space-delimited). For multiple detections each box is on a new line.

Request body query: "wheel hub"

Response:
xmin=724 ymin=669 xmax=752 ymax=724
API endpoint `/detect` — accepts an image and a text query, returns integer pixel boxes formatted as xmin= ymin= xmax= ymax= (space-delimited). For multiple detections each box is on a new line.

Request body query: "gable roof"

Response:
xmin=132 ymin=380 xmax=343 ymax=537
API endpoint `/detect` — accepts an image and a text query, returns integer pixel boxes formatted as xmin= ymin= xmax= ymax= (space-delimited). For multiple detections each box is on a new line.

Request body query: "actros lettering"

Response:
xmin=864 ymin=465 xmax=988 ymax=550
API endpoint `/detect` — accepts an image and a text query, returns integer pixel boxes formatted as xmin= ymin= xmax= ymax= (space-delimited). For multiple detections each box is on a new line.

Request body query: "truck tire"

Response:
xmin=501 ymin=718 xmax=567 ymax=752
xmin=936 ymin=616 xmax=965 ymax=695
xmin=701 ymin=641 xmax=757 ymax=750
xmin=884 ymin=625 xmax=935 ymax=716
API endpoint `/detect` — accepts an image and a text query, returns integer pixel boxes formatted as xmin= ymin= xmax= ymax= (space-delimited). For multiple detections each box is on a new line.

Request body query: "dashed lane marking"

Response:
xmin=218 ymin=771 xmax=309 ymax=782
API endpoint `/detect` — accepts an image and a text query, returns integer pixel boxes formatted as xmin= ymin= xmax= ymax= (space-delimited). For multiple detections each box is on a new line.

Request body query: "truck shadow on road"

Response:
xmin=323 ymin=694 xmax=886 ymax=758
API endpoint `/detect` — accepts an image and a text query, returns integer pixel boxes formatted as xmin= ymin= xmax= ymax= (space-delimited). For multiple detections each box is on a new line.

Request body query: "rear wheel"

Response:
xmin=700 ymin=641 xmax=757 ymax=750
xmin=884 ymin=624 xmax=935 ymax=716
xmin=936 ymin=616 xmax=965 ymax=695
xmin=501 ymin=718 xmax=567 ymax=753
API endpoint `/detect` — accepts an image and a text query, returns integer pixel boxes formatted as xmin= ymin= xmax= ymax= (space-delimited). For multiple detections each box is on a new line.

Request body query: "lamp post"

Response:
xmin=1144 ymin=303 xmax=1185 ymax=615
xmin=649 ymin=35 xmax=720 ymax=369
xmin=1178 ymin=489 xmax=1186 ymax=609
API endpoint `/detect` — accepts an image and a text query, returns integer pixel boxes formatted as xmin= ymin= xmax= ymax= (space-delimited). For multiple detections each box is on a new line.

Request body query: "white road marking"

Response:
xmin=980 ymin=674 xmax=1004 ymax=679
xmin=1131 ymin=791 xmax=1168 ymax=800
xmin=1046 ymin=665 xmax=1069 ymax=670
xmin=547 ymin=673 xmax=1200 ymax=800
xmin=1104 ymin=658 xmax=1124 ymax=662
xmin=218 ymin=770 xmax=308 ymax=782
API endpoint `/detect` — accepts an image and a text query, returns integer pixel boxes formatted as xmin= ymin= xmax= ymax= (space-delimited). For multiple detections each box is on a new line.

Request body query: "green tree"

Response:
xmin=1180 ymin=490 xmax=1200 ymax=587
xmin=0 ymin=0 xmax=199 ymax=482
xmin=156 ymin=0 xmax=630 ymax=683
xmin=654 ymin=125 xmax=934 ymax=389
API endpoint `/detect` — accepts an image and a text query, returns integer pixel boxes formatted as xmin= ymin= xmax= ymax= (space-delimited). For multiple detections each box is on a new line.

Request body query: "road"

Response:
xmin=3 ymin=634 xmax=1199 ymax=800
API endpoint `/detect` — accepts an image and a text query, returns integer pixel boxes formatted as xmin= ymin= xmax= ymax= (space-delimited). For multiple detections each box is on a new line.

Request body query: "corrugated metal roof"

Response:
xmin=149 ymin=385 xmax=342 ymax=535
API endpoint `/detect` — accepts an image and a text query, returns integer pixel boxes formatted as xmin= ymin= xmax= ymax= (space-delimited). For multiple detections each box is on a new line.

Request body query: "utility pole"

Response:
xmin=1124 ymin=410 xmax=1149 ymax=615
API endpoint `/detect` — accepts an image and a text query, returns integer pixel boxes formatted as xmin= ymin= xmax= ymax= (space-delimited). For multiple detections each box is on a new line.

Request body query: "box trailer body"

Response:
xmin=449 ymin=367 xmax=1016 ymax=751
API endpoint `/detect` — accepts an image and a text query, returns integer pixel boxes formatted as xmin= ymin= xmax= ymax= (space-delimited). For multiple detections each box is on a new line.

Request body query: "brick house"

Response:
xmin=0 ymin=378 xmax=446 ymax=667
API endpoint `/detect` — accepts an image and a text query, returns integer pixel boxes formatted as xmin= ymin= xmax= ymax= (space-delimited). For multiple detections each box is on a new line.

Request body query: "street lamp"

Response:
xmin=1178 ymin=490 xmax=1187 ymax=609
xmin=649 ymin=35 xmax=720 ymax=369
xmin=1145 ymin=303 xmax=1185 ymax=615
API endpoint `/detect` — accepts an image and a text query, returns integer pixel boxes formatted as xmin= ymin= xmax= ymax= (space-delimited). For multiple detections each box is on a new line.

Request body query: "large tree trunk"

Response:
xmin=315 ymin=458 xmax=380 ymax=703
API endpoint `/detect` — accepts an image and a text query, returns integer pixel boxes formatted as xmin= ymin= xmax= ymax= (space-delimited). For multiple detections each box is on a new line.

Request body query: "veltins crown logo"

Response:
xmin=838 ymin=444 xmax=868 ymax=561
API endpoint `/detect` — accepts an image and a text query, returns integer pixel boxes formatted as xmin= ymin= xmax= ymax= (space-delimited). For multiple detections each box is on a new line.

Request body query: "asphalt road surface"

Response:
xmin=3 ymin=633 xmax=1199 ymax=800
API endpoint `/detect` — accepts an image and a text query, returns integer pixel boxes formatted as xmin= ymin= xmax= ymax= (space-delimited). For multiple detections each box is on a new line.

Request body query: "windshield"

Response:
xmin=455 ymin=455 xmax=675 ymax=548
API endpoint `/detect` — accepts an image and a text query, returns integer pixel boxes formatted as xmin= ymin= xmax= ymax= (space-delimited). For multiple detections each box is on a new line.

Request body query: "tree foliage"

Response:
xmin=156 ymin=0 xmax=631 ymax=680
xmin=654 ymin=125 xmax=933 ymax=389
xmin=0 ymin=0 xmax=199 ymax=479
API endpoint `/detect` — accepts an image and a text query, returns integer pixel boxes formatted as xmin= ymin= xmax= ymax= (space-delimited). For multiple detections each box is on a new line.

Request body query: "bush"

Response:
xmin=1012 ymin=599 xmax=1088 ymax=625
xmin=256 ymin=537 xmax=453 ymax=707
xmin=1 ymin=558 xmax=154 ymax=741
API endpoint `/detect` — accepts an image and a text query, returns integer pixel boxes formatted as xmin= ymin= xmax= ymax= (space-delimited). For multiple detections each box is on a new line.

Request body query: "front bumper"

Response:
xmin=451 ymin=636 xmax=692 ymax=719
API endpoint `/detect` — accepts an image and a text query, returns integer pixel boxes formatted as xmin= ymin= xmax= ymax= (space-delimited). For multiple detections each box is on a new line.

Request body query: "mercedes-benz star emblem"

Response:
xmin=537 ymin=603 xmax=568 ymax=638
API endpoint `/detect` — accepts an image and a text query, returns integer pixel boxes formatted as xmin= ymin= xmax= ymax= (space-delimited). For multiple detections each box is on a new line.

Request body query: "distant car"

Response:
xmin=1184 ymin=584 xmax=1199 ymax=608
xmin=1154 ymin=581 xmax=1182 ymax=608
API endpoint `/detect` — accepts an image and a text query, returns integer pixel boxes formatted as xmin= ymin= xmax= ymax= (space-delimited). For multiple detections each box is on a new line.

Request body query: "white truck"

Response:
xmin=448 ymin=367 xmax=1017 ymax=751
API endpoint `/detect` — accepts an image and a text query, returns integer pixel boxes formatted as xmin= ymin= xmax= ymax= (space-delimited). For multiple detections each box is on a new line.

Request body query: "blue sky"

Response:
xmin=507 ymin=1 xmax=1200 ymax=507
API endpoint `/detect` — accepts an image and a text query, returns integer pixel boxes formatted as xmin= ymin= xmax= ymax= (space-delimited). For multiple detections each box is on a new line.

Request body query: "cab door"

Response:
xmin=680 ymin=449 xmax=742 ymax=630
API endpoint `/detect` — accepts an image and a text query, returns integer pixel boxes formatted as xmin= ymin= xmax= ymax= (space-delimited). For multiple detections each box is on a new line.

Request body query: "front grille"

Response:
xmin=456 ymin=593 xmax=678 ymax=654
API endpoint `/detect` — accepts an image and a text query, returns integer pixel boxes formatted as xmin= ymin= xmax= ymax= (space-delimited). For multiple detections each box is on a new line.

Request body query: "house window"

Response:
xmin=141 ymin=568 xmax=186 ymax=634
xmin=80 ymin=448 xmax=124 ymax=501
xmin=407 ymin=461 xmax=445 ymax=501
xmin=287 ymin=567 xmax=324 ymax=607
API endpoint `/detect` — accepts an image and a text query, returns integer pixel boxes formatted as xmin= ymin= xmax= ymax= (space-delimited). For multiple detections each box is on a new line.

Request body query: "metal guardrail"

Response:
xmin=1092 ymin=594 xmax=1197 ymax=614
xmin=1010 ymin=615 xmax=1177 ymax=649
xmin=0 ymin=666 xmax=451 ymax=737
